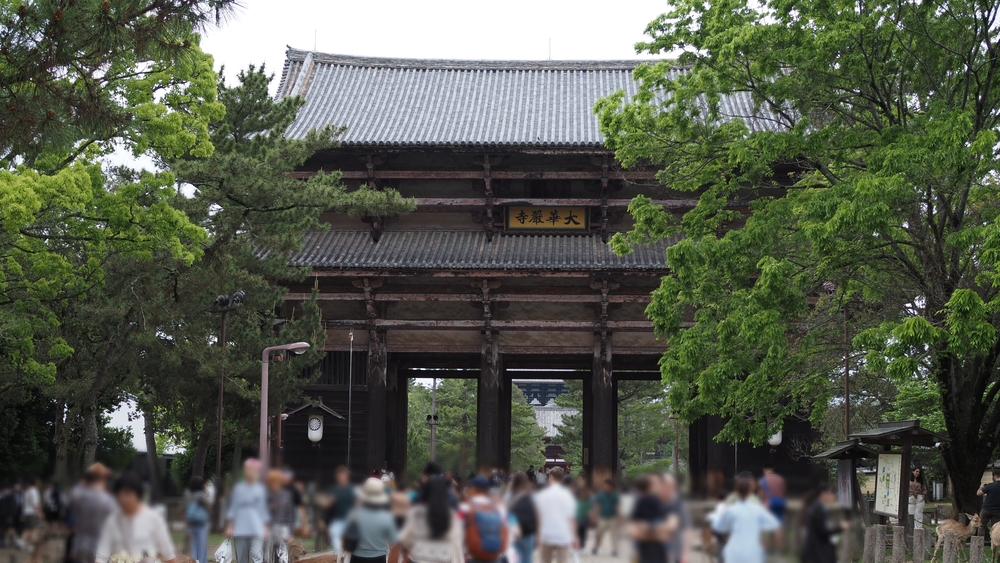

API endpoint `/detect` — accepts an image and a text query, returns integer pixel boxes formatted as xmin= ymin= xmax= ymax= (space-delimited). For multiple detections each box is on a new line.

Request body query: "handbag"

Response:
xmin=341 ymin=519 xmax=361 ymax=554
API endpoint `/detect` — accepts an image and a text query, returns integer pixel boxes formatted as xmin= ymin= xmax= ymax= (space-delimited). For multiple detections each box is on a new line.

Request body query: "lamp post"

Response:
xmin=260 ymin=341 xmax=311 ymax=470
xmin=426 ymin=377 xmax=439 ymax=461
xmin=208 ymin=290 xmax=244 ymax=531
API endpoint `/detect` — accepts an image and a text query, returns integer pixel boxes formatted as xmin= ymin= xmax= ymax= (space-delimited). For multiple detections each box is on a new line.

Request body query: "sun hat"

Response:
xmin=361 ymin=477 xmax=390 ymax=505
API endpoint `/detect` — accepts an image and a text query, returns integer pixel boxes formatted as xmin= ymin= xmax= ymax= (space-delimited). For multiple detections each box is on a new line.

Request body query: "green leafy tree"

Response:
xmin=0 ymin=0 xmax=235 ymax=400
xmin=597 ymin=0 xmax=1000 ymax=510
xmin=510 ymin=385 xmax=546 ymax=471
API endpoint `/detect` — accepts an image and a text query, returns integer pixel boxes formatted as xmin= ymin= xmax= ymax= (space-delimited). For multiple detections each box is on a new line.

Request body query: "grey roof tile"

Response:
xmin=283 ymin=230 xmax=674 ymax=271
xmin=278 ymin=49 xmax=784 ymax=147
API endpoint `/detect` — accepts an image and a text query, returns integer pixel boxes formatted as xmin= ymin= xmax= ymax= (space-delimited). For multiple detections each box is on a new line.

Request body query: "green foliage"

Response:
xmin=405 ymin=380 xmax=545 ymax=482
xmin=96 ymin=424 xmax=137 ymax=472
xmin=554 ymin=381 xmax=679 ymax=477
xmin=598 ymin=0 xmax=1000 ymax=507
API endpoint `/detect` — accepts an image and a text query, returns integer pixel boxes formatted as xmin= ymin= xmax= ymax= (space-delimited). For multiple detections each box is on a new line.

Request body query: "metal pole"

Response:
xmin=844 ymin=302 xmax=851 ymax=438
xmin=260 ymin=349 xmax=270 ymax=470
xmin=213 ymin=311 xmax=227 ymax=531
xmin=347 ymin=331 xmax=354 ymax=469
xmin=430 ymin=377 xmax=438 ymax=462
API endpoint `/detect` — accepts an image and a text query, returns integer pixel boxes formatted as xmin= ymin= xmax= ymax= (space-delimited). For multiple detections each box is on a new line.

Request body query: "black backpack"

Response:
xmin=511 ymin=494 xmax=538 ymax=536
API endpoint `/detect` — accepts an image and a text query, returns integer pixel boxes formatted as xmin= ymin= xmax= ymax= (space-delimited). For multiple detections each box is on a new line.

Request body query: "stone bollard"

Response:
xmin=971 ymin=535 xmax=985 ymax=563
xmin=944 ymin=535 xmax=958 ymax=563
xmin=913 ymin=528 xmax=926 ymax=563
xmin=864 ymin=526 xmax=876 ymax=563
xmin=891 ymin=526 xmax=906 ymax=563
xmin=875 ymin=525 xmax=888 ymax=563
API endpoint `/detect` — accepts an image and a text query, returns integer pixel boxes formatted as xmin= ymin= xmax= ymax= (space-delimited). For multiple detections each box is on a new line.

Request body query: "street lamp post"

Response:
xmin=426 ymin=377 xmax=439 ymax=461
xmin=260 ymin=341 xmax=311 ymax=470
xmin=208 ymin=290 xmax=244 ymax=531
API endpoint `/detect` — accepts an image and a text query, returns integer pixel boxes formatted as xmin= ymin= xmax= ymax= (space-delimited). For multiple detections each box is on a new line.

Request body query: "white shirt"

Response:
xmin=95 ymin=506 xmax=176 ymax=563
xmin=534 ymin=484 xmax=576 ymax=547
xmin=23 ymin=487 xmax=40 ymax=516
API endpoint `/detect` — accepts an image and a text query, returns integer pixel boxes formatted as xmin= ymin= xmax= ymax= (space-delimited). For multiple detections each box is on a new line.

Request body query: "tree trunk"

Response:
xmin=53 ymin=402 xmax=70 ymax=486
xmin=230 ymin=420 xmax=244 ymax=478
xmin=81 ymin=405 xmax=99 ymax=468
xmin=191 ymin=424 xmax=212 ymax=478
xmin=143 ymin=407 xmax=163 ymax=503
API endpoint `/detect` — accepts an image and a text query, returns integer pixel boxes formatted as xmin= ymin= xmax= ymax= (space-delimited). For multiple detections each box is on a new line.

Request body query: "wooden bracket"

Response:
xmin=483 ymin=155 xmax=495 ymax=242
xmin=600 ymin=154 xmax=610 ymax=242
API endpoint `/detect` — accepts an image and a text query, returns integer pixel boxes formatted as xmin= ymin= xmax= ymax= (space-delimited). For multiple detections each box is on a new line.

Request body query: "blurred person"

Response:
xmin=711 ymin=474 xmax=779 ymax=563
xmin=526 ymin=467 xmax=536 ymax=486
xmin=800 ymin=484 xmax=848 ymax=563
xmin=226 ymin=459 xmax=270 ymax=563
xmin=757 ymin=465 xmax=786 ymax=551
xmin=68 ymin=464 xmax=115 ymax=563
xmin=266 ymin=470 xmax=296 ymax=544
xmin=286 ymin=475 xmax=307 ymax=536
xmin=629 ymin=475 xmax=676 ymax=563
xmin=95 ymin=472 xmax=176 ymax=563
xmin=422 ymin=462 xmax=457 ymax=509
xmin=659 ymin=475 xmax=691 ymax=563
xmin=534 ymin=467 xmax=576 ymax=563
xmin=908 ymin=467 xmax=927 ymax=530
xmin=536 ymin=469 xmax=547 ymax=488
xmin=461 ymin=477 xmax=507 ymax=563
xmin=508 ymin=472 xmax=538 ymax=563
xmin=323 ymin=466 xmax=356 ymax=554
xmin=0 ymin=482 xmax=18 ymax=548
xmin=592 ymin=478 xmax=620 ymax=556
xmin=574 ymin=485 xmax=593 ymax=552
xmin=21 ymin=476 xmax=42 ymax=553
xmin=347 ymin=478 xmax=398 ymax=563
xmin=185 ymin=476 xmax=211 ymax=563
xmin=391 ymin=483 xmax=411 ymax=530
xmin=978 ymin=469 xmax=1000 ymax=537
xmin=43 ymin=481 xmax=64 ymax=532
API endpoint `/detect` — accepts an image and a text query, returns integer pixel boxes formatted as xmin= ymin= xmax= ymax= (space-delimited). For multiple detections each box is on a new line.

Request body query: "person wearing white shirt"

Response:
xmin=533 ymin=468 xmax=577 ymax=563
xmin=95 ymin=473 xmax=176 ymax=563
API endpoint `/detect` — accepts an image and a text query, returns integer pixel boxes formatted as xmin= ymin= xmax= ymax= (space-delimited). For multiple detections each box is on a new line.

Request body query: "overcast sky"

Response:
xmin=110 ymin=0 xmax=670 ymax=451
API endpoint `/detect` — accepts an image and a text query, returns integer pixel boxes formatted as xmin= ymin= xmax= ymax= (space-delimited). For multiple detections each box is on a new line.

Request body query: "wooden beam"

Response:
xmin=321 ymin=318 xmax=671 ymax=331
xmin=291 ymin=170 xmax=660 ymax=181
xmin=411 ymin=198 xmax=701 ymax=211
xmin=287 ymin=291 xmax=653 ymax=303
xmin=320 ymin=344 xmax=666 ymax=355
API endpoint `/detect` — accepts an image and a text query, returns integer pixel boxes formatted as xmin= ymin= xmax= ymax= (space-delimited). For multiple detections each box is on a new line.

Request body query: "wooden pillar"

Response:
xmin=385 ymin=365 xmax=408 ymax=480
xmin=590 ymin=331 xmax=616 ymax=483
xmin=582 ymin=372 xmax=594 ymax=478
xmin=897 ymin=433 xmax=913 ymax=531
xmin=498 ymin=370 xmax=512 ymax=473
xmin=366 ymin=327 xmax=387 ymax=474
xmin=477 ymin=329 xmax=501 ymax=473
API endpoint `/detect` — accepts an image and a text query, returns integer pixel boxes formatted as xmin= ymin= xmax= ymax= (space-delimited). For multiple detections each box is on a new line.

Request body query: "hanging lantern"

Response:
xmin=308 ymin=414 xmax=324 ymax=443
xmin=768 ymin=430 xmax=783 ymax=447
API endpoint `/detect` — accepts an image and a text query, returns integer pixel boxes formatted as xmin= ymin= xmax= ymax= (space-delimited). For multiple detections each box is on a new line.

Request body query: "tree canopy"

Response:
xmin=598 ymin=0 xmax=1000 ymax=509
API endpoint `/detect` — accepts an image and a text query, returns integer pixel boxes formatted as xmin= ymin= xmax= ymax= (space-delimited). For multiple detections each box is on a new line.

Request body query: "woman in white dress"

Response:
xmin=95 ymin=473 xmax=176 ymax=563
xmin=712 ymin=475 xmax=779 ymax=563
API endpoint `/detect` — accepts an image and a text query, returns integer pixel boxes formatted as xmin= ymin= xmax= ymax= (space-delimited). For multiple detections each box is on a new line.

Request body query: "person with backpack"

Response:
xmin=344 ymin=478 xmax=398 ymax=563
xmin=532 ymin=467 xmax=576 ymax=563
xmin=399 ymin=477 xmax=463 ymax=563
xmin=462 ymin=477 xmax=508 ymax=563
xmin=508 ymin=472 xmax=538 ymax=563
xmin=185 ymin=477 xmax=211 ymax=563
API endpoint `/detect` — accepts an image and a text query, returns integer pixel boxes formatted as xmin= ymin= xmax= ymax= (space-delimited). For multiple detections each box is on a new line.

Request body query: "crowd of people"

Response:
xmin=0 ymin=459 xmax=861 ymax=563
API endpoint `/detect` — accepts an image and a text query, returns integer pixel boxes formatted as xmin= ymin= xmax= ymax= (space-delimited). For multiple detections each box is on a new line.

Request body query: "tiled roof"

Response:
xmin=533 ymin=404 xmax=578 ymax=438
xmin=278 ymin=49 xmax=785 ymax=148
xmin=282 ymin=230 xmax=674 ymax=271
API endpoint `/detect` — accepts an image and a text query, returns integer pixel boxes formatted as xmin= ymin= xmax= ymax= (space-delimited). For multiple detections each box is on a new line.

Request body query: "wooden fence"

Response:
xmin=860 ymin=524 xmax=988 ymax=563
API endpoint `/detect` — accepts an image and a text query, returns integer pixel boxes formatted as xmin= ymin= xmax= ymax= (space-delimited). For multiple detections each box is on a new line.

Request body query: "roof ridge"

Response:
xmin=285 ymin=47 xmax=666 ymax=71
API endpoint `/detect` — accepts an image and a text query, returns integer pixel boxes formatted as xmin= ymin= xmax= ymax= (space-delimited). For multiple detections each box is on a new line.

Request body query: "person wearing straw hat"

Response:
xmin=343 ymin=478 xmax=397 ymax=563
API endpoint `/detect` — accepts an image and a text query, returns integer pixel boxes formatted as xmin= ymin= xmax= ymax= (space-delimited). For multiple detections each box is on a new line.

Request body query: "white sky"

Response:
xmin=109 ymin=0 xmax=669 ymax=451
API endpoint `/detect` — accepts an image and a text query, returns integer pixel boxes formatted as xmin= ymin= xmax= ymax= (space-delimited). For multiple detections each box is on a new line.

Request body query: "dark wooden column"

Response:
xmin=385 ymin=364 xmax=408 ymax=480
xmin=582 ymin=372 xmax=594 ymax=478
xmin=367 ymin=327 xmax=387 ymax=474
xmin=498 ymin=370 xmax=512 ymax=473
xmin=590 ymin=331 xmax=616 ymax=484
xmin=477 ymin=329 xmax=501 ymax=473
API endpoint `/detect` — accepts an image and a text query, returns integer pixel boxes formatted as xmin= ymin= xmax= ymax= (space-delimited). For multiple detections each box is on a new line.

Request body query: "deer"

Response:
xmin=932 ymin=513 xmax=982 ymax=562
xmin=989 ymin=522 xmax=1000 ymax=563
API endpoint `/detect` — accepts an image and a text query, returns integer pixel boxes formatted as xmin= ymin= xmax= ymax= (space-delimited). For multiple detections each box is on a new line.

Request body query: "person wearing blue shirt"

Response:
xmin=226 ymin=459 xmax=270 ymax=563
xmin=712 ymin=475 xmax=779 ymax=563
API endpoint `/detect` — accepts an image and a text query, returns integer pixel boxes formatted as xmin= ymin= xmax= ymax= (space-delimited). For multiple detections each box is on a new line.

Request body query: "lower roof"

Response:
xmin=285 ymin=230 xmax=673 ymax=271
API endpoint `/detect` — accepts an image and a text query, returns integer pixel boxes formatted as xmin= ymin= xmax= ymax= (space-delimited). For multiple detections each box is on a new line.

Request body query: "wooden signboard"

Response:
xmin=505 ymin=206 xmax=589 ymax=232
xmin=874 ymin=452 xmax=902 ymax=517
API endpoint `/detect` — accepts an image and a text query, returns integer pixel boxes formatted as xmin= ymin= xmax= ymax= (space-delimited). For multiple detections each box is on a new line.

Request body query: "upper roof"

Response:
xmin=277 ymin=49 xmax=783 ymax=148
xmin=278 ymin=230 xmax=675 ymax=271
xmin=848 ymin=420 xmax=949 ymax=447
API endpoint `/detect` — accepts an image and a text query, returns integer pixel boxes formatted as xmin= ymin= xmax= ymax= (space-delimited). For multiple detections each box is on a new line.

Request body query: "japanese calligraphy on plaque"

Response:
xmin=505 ymin=206 xmax=589 ymax=232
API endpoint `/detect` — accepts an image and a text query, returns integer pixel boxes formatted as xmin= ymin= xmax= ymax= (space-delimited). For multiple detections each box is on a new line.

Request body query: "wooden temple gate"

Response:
xmin=273 ymin=50 xmax=824 ymax=487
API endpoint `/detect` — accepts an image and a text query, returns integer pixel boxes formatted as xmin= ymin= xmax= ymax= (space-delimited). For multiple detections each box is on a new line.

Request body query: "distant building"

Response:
xmin=514 ymin=380 xmax=576 ymax=470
